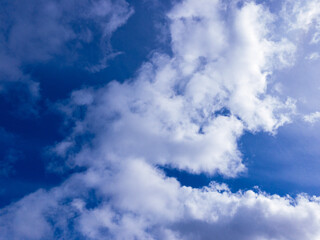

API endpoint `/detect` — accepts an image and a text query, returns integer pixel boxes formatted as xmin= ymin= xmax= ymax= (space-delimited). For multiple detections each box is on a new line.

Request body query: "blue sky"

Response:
xmin=2 ymin=0 xmax=320 ymax=239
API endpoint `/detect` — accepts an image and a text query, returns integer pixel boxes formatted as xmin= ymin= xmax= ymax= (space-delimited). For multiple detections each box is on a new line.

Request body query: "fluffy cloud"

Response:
xmin=169 ymin=0 xmax=296 ymax=132
xmin=53 ymin=0 xmax=294 ymax=177
xmin=1 ymin=0 xmax=319 ymax=239
xmin=2 ymin=162 xmax=320 ymax=240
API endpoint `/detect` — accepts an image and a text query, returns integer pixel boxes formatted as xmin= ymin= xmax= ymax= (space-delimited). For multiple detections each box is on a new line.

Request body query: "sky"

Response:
xmin=2 ymin=0 xmax=320 ymax=239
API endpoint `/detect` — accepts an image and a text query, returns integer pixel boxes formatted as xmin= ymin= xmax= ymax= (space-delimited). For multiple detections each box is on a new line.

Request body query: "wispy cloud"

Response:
xmin=306 ymin=52 xmax=320 ymax=61
xmin=0 ymin=0 xmax=133 ymax=109
xmin=304 ymin=111 xmax=320 ymax=123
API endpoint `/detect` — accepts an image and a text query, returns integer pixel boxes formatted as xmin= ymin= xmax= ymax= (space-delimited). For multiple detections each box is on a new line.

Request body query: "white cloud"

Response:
xmin=53 ymin=0 xmax=295 ymax=178
xmin=282 ymin=0 xmax=320 ymax=32
xmin=56 ymin=55 xmax=246 ymax=176
xmin=304 ymin=111 xmax=320 ymax=123
xmin=306 ymin=52 xmax=320 ymax=60
xmin=281 ymin=0 xmax=320 ymax=52
xmin=170 ymin=0 xmax=296 ymax=132
xmin=2 ymin=0 xmax=320 ymax=239
xmin=2 ymin=163 xmax=320 ymax=239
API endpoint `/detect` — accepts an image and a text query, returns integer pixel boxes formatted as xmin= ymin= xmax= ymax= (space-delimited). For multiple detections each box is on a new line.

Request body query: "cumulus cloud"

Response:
xmin=1 ymin=0 xmax=319 ymax=239
xmin=52 ymin=0 xmax=295 ymax=177
xmin=2 ymin=164 xmax=320 ymax=240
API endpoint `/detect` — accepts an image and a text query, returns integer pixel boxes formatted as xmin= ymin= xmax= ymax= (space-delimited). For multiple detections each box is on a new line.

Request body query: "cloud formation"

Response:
xmin=54 ymin=0 xmax=295 ymax=176
xmin=1 ymin=0 xmax=320 ymax=239
xmin=277 ymin=0 xmax=320 ymax=117
xmin=2 ymin=163 xmax=320 ymax=240
xmin=304 ymin=111 xmax=320 ymax=123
